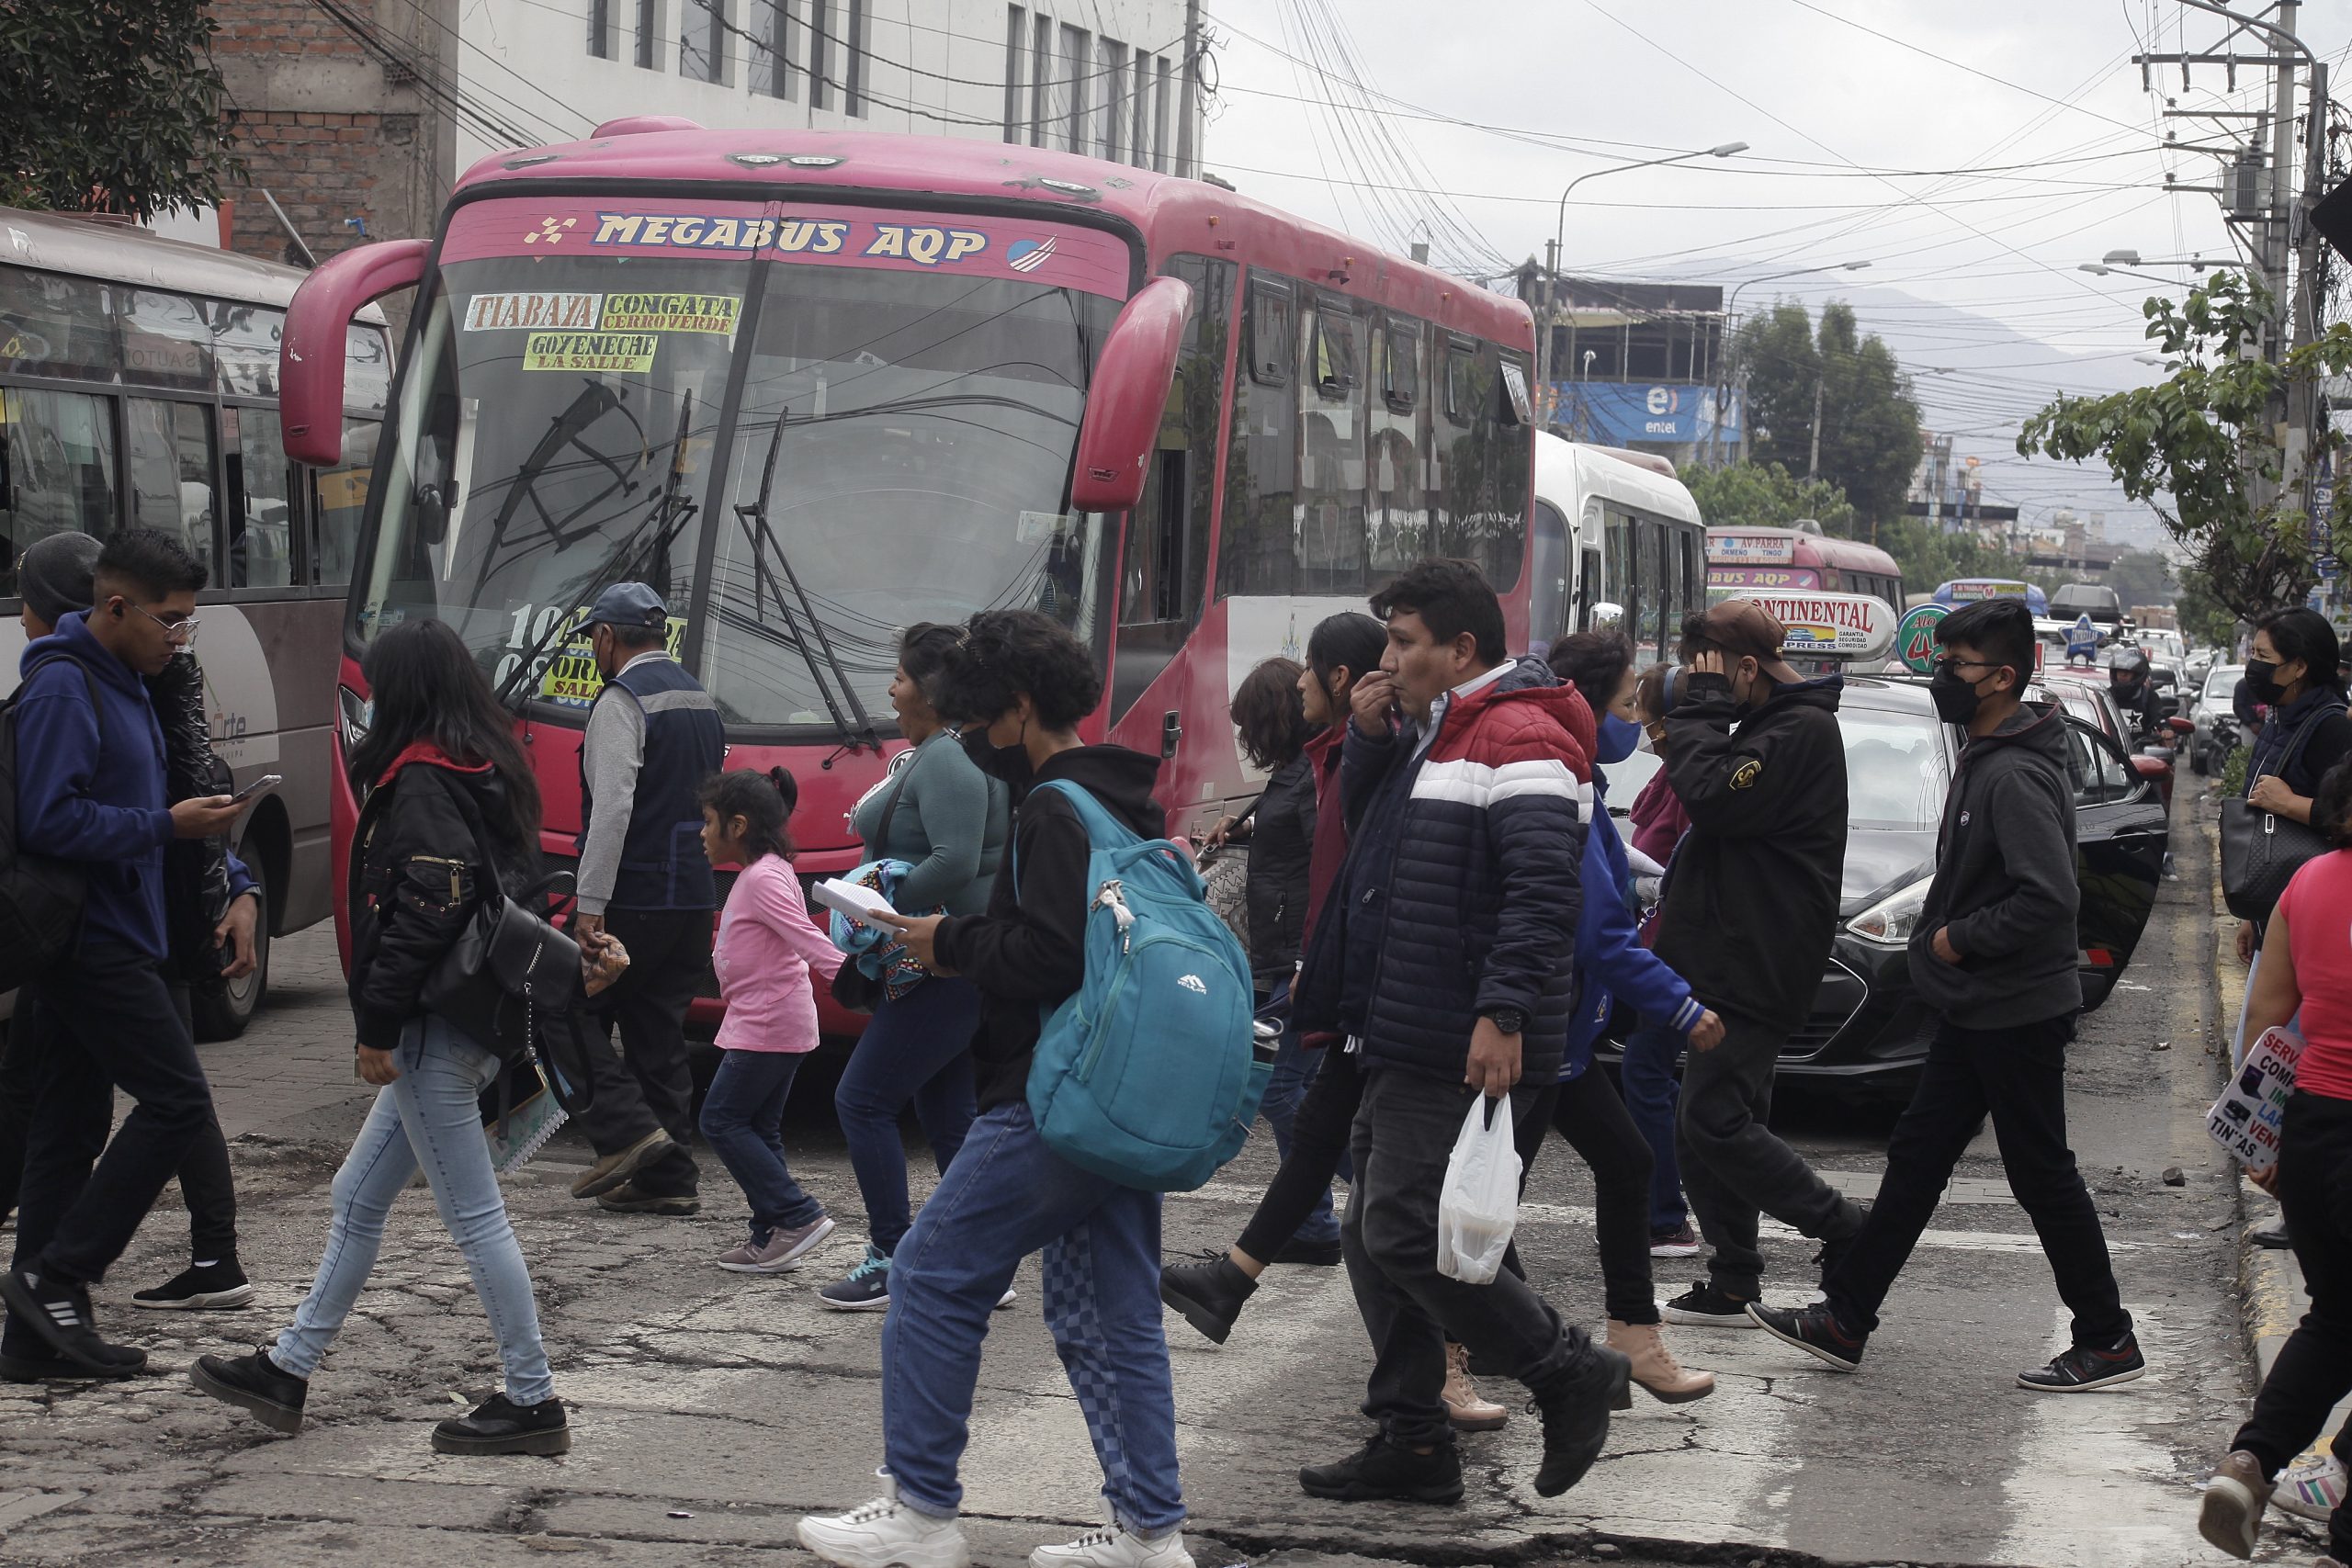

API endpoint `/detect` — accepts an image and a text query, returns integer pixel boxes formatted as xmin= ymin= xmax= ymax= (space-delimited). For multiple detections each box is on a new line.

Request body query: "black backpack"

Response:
xmin=0 ymin=656 xmax=101 ymax=992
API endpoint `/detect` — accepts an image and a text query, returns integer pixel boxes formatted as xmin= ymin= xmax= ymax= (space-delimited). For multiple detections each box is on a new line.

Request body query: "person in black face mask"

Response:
xmin=1752 ymin=596 xmax=2143 ymax=1391
xmin=2235 ymin=608 xmax=2352 ymax=968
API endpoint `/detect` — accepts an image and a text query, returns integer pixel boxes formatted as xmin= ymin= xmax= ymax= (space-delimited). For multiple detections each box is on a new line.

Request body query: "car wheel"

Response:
xmin=191 ymin=880 xmax=269 ymax=1043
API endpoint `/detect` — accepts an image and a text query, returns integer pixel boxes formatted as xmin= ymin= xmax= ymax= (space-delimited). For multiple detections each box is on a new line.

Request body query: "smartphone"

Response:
xmin=231 ymin=773 xmax=283 ymax=806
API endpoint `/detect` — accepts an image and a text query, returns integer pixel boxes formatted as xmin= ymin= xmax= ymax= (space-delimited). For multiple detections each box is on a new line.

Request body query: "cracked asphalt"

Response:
xmin=0 ymin=795 xmax=2290 ymax=1567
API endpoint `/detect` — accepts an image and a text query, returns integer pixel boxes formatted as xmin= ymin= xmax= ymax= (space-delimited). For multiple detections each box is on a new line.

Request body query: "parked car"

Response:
xmin=2189 ymin=663 xmax=2250 ymax=775
xmin=1600 ymin=674 xmax=2167 ymax=1090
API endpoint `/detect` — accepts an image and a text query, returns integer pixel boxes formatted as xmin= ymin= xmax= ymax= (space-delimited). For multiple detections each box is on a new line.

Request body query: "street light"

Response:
xmin=1540 ymin=141 xmax=1749 ymax=389
xmin=1708 ymin=260 xmax=1871 ymax=467
xmin=2080 ymin=262 xmax=2195 ymax=288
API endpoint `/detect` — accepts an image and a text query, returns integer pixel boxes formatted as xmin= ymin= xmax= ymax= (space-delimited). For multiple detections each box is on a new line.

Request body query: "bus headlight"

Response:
xmin=337 ymin=684 xmax=372 ymax=755
xmin=1846 ymin=878 xmax=1929 ymax=947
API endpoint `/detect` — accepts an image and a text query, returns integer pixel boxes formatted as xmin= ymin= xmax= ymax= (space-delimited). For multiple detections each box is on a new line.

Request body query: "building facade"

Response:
xmin=1512 ymin=268 xmax=1743 ymax=468
xmin=210 ymin=0 xmax=1204 ymax=277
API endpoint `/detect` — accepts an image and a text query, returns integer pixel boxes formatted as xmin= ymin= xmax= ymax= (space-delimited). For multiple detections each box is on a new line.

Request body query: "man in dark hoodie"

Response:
xmin=1292 ymin=558 xmax=1626 ymax=1509
xmin=1652 ymin=599 xmax=1866 ymax=1329
xmin=0 ymin=529 xmax=248 ymax=1377
xmin=797 ymin=609 xmax=1200 ymax=1568
xmin=1750 ymin=596 xmax=2145 ymax=1391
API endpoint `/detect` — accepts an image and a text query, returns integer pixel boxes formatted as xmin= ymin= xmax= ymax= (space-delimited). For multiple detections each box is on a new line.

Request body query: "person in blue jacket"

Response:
xmin=1528 ymin=631 xmax=1724 ymax=1405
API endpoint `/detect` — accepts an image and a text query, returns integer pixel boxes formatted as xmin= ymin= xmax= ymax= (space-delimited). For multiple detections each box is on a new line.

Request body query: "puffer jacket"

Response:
xmin=1242 ymin=751 xmax=1316 ymax=993
xmin=1295 ymin=656 xmax=1593 ymax=1085
xmin=152 ymin=651 xmax=255 ymax=987
xmin=347 ymin=744 xmax=540 ymax=1054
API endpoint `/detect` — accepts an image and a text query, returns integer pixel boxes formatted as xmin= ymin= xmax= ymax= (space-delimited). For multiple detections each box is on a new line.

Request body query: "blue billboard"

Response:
xmin=1544 ymin=381 xmax=1742 ymax=446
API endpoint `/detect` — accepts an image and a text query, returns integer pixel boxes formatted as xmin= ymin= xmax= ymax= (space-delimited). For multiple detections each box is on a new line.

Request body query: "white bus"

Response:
xmin=1528 ymin=432 xmax=1706 ymax=665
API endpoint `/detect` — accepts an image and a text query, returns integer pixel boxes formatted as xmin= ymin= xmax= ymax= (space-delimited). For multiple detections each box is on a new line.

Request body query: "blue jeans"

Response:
xmin=701 ymin=1049 xmax=825 ymax=1239
xmin=1620 ymin=1020 xmax=1689 ymax=1235
xmin=880 ymin=1102 xmax=1182 ymax=1533
xmin=836 ymin=977 xmax=979 ymax=1255
xmin=275 ymin=1016 xmax=553 ymax=1404
xmin=1258 ymin=984 xmax=1341 ymax=1246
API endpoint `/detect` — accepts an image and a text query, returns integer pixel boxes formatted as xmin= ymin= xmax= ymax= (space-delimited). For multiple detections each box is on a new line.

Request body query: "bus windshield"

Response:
xmin=356 ymin=220 xmax=1123 ymax=732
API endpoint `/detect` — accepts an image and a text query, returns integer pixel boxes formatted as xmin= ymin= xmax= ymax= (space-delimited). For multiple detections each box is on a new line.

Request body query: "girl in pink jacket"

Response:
xmin=697 ymin=768 xmax=844 ymax=1274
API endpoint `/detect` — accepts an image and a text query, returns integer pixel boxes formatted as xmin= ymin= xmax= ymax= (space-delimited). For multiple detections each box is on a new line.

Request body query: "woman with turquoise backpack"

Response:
xmin=819 ymin=624 xmax=1010 ymax=1314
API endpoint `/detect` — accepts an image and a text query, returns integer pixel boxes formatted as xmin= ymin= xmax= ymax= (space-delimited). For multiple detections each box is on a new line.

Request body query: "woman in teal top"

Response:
xmin=820 ymin=625 xmax=1010 ymax=1313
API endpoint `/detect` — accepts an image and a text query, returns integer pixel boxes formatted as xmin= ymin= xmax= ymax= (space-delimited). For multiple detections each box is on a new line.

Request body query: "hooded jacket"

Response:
xmin=1565 ymin=765 xmax=1702 ymax=1077
xmin=933 ymin=744 xmax=1166 ymax=1111
xmin=1907 ymin=701 xmax=2082 ymax=1029
xmin=16 ymin=613 xmax=175 ymax=959
xmin=1294 ymin=655 xmax=1592 ymax=1084
xmin=1653 ymin=669 xmax=1848 ymax=1031
xmin=346 ymin=745 xmax=540 ymax=1053
xmin=1242 ymin=750 xmax=1316 ymax=992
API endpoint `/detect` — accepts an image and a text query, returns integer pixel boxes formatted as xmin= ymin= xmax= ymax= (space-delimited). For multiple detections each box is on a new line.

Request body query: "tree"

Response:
xmin=2018 ymin=273 xmax=2352 ymax=622
xmin=1678 ymin=460 xmax=1857 ymax=536
xmin=0 ymin=1 xmax=243 ymax=220
xmin=2102 ymin=547 xmax=2175 ymax=613
xmin=1734 ymin=300 xmax=1923 ymax=525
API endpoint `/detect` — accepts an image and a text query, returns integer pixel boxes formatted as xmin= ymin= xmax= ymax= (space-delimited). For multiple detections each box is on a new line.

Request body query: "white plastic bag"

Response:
xmin=1436 ymin=1093 xmax=1521 ymax=1284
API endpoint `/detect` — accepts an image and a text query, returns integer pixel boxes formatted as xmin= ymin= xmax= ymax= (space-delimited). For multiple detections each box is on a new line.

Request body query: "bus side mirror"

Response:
xmin=1069 ymin=276 xmax=1193 ymax=514
xmin=281 ymin=239 xmax=429 ymax=468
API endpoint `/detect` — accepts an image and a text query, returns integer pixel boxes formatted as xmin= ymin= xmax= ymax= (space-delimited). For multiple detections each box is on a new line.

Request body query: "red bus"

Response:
xmin=1704 ymin=525 xmax=1902 ymax=607
xmin=279 ymin=122 xmax=1537 ymax=1030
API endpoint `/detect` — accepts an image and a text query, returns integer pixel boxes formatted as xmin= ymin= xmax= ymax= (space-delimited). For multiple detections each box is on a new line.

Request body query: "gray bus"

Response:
xmin=0 ymin=206 xmax=390 ymax=1036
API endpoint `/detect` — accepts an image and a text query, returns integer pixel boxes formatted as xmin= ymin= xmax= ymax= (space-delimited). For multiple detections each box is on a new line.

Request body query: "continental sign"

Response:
xmin=589 ymin=213 xmax=990 ymax=267
xmin=1747 ymin=592 xmax=1895 ymax=660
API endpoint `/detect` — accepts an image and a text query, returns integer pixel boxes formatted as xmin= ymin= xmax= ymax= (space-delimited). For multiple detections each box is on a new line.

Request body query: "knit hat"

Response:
xmin=18 ymin=532 xmax=102 ymax=626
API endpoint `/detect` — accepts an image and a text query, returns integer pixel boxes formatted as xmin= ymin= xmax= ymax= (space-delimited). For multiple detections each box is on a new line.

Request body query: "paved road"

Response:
xmin=0 ymin=795 xmax=2280 ymax=1566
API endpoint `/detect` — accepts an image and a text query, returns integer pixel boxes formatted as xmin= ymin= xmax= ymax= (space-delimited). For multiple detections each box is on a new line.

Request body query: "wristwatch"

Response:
xmin=1481 ymin=1007 xmax=1526 ymax=1035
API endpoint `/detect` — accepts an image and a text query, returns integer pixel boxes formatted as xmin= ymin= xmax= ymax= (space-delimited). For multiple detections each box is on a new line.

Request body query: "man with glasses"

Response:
xmin=1750 ymin=596 xmax=2144 ymax=1392
xmin=0 ymin=529 xmax=249 ymax=1378
xmin=1648 ymin=599 xmax=1867 ymax=1331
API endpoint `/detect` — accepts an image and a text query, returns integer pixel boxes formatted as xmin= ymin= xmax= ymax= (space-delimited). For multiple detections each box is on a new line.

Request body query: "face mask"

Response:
xmin=1929 ymin=664 xmax=1984 ymax=726
xmin=1634 ymin=728 xmax=1657 ymax=757
xmin=2245 ymin=659 xmax=2282 ymax=704
xmin=1594 ymin=713 xmax=1642 ymax=765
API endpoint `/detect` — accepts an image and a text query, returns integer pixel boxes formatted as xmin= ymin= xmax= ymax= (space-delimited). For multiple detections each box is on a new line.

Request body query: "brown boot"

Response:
xmin=1442 ymin=1341 xmax=1508 ymax=1432
xmin=1607 ymin=1318 xmax=1716 ymax=1406
xmin=2199 ymin=1450 xmax=2273 ymax=1560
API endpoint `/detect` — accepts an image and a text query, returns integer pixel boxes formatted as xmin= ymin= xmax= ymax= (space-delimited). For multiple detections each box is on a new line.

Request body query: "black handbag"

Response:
xmin=421 ymin=794 xmax=582 ymax=1063
xmin=2221 ymin=705 xmax=2337 ymax=922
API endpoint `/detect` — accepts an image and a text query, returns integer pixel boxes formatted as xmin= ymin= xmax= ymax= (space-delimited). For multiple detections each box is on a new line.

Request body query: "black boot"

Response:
xmin=1158 ymin=1254 xmax=1257 ymax=1345
xmin=1528 ymin=1345 xmax=1630 ymax=1497
xmin=433 ymin=1392 xmax=571 ymax=1456
xmin=1298 ymin=1433 xmax=1464 ymax=1505
xmin=191 ymin=1348 xmax=309 ymax=1434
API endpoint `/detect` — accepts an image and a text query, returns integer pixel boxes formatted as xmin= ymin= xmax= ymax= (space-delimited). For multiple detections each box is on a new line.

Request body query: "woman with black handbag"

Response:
xmin=2232 ymin=611 xmax=2352 ymax=975
xmin=189 ymin=618 xmax=625 ymax=1456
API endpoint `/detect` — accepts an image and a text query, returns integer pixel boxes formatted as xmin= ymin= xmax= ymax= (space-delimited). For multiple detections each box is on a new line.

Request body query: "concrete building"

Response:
xmin=1510 ymin=268 xmax=1743 ymax=468
xmin=210 ymin=0 xmax=1204 ymax=274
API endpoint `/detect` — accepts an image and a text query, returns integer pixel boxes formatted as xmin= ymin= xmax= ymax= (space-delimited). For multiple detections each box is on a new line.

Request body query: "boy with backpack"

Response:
xmin=797 ymin=608 xmax=1206 ymax=1568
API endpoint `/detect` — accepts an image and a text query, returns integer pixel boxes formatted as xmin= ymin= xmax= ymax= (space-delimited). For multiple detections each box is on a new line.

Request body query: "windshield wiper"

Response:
xmin=492 ymin=395 xmax=701 ymax=713
xmin=489 ymin=381 xmax=642 ymax=551
xmin=731 ymin=408 xmax=880 ymax=758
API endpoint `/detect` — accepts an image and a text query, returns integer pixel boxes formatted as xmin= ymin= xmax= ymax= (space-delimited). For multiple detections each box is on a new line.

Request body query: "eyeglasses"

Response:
xmin=127 ymin=602 xmax=198 ymax=645
xmin=1934 ymin=657 xmax=2000 ymax=676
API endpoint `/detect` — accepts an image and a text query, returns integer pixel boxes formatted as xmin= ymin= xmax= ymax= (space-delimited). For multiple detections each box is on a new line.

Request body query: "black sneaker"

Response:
xmin=1298 ymin=1433 xmax=1464 ymax=1504
xmin=594 ymin=1182 xmax=699 ymax=1216
xmin=134 ymin=1260 xmax=255 ymax=1311
xmin=1659 ymin=1280 xmax=1755 ymax=1327
xmin=2018 ymin=1332 xmax=2145 ymax=1392
xmin=819 ymin=1245 xmax=893 ymax=1312
xmin=1 ymin=1341 xmax=141 ymax=1382
xmin=1273 ymin=1233 xmax=1344 ymax=1267
xmin=1159 ymin=1253 xmax=1258 ymax=1345
xmin=191 ymin=1348 xmax=309 ymax=1434
xmin=432 ymin=1392 xmax=571 ymax=1456
xmin=1528 ymin=1346 xmax=1630 ymax=1497
xmin=1747 ymin=1303 xmax=1867 ymax=1372
xmin=0 ymin=1269 xmax=142 ymax=1375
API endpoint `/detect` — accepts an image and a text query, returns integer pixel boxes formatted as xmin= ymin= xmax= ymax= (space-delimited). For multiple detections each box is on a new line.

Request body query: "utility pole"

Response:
xmin=1175 ymin=0 xmax=1203 ymax=180
xmin=1808 ymin=377 xmax=1825 ymax=479
xmin=1540 ymin=238 xmax=1559 ymax=408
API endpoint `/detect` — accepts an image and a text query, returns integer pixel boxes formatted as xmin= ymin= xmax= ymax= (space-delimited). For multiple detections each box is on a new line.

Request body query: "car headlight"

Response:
xmin=337 ymin=684 xmax=372 ymax=755
xmin=1847 ymin=878 xmax=1929 ymax=947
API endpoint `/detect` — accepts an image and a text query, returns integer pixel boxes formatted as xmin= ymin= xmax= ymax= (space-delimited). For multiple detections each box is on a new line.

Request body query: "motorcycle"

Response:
xmin=2193 ymin=707 xmax=2249 ymax=776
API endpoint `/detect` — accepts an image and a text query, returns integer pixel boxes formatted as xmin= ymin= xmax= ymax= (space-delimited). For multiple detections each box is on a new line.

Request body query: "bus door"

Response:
xmin=1529 ymin=496 xmax=1570 ymax=657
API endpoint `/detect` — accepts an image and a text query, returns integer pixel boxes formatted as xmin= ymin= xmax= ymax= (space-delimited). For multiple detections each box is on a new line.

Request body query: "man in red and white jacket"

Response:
xmin=1292 ymin=558 xmax=1629 ymax=1508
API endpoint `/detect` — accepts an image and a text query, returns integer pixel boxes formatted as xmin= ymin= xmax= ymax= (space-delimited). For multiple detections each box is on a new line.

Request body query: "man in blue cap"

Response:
xmin=566 ymin=582 xmax=725 ymax=1214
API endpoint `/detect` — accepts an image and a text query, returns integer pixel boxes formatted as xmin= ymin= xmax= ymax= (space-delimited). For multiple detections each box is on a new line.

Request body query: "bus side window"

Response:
xmin=312 ymin=419 xmax=378 ymax=587
xmin=222 ymin=406 xmax=295 ymax=588
xmin=0 ymin=386 xmax=120 ymax=593
xmin=1216 ymin=272 xmax=1299 ymax=599
xmin=1115 ymin=254 xmax=1231 ymax=718
xmin=124 ymin=397 xmax=217 ymax=576
xmin=1366 ymin=315 xmax=1424 ymax=574
xmin=1296 ymin=296 xmax=1366 ymax=593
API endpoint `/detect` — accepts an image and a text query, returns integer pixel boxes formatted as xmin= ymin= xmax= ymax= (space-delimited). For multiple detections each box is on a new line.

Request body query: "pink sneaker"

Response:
xmin=717 ymin=1215 xmax=836 ymax=1274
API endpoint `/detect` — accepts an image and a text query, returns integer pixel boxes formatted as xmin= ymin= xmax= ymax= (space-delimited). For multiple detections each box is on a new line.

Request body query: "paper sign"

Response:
xmin=2209 ymin=1025 xmax=2301 ymax=1176
xmin=522 ymin=332 xmax=658 ymax=373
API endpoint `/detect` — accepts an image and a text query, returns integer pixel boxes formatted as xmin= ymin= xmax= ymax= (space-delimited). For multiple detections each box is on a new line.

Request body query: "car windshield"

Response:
xmin=354 ymin=219 xmax=1124 ymax=729
xmin=1840 ymin=707 xmax=1948 ymax=830
xmin=2206 ymin=665 xmax=2245 ymax=700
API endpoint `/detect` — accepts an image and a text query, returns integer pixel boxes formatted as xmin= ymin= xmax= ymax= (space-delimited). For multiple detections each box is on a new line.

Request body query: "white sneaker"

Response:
xmin=997 ymin=1285 xmax=1018 ymax=1310
xmin=797 ymin=1480 xmax=970 ymax=1568
xmin=1028 ymin=1523 xmax=1194 ymax=1568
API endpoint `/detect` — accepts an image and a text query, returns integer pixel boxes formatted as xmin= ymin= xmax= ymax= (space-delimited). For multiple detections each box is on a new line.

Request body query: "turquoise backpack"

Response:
xmin=1020 ymin=778 xmax=1271 ymax=1191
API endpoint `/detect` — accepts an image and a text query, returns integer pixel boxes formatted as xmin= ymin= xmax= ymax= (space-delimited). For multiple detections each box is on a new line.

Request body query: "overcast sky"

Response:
xmin=1195 ymin=0 xmax=2352 ymax=546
